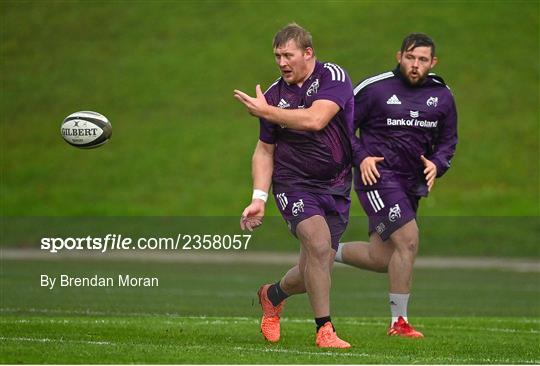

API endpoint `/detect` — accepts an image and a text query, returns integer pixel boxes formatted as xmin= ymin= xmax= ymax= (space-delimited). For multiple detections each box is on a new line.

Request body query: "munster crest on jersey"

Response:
xmin=306 ymin=79 xmax=319 ymax=96
xmin=426 ymin=96 xmax=438 ymax=107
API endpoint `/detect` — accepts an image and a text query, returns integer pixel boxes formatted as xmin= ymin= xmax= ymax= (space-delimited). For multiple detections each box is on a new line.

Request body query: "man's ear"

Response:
xmin=304 ymin=47 xmax=314 ymax=59
xmin=396 ymin=51 xmax=402 ymax=64
xmin=430 ymin=56 xmax=438 ymax=69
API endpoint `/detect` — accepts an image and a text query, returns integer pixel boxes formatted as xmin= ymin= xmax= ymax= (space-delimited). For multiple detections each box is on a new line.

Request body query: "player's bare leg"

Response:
xmin=280 ymin=248 xmax=307 ymax=295
xmin=296 ymin=215 xmax=333 ymax=317
xmin=280 ymin=240 xmax=341 ymax=295
xmin=338 ymin=233 xmax=394 ymax=273
xmin=257 ymin=229 xmax=330 ymax=343
xmin=386 ymin=219 xmax=423 ymax=337
xmin=388 ymin=220 xmax=418 ymax=294
xmin=258 ymin=221 xmax=340 ymax=344
xmin=296 ymin=215 xmax=350 ymax=348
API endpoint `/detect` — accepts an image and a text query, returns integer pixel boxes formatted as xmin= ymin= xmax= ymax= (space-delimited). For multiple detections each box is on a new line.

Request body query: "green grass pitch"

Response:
xmin=2 ymin=316 xmax=538 ymax=364
xmin=1 ymin=259 xmax=538 ymax=363
xmin=1 ymin=1 xmax=538 ymax=217
xmin=1 ymin=1 xmax=538 ymax=363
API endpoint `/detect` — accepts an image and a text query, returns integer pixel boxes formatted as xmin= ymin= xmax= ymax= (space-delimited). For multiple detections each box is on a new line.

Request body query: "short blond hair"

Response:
xmin=273 ymin=23 xmax=313 ymax=51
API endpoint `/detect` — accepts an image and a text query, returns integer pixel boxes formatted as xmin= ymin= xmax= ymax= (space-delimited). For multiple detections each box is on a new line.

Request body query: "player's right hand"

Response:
xmin=240 ymin=199 xmax=266 ymax=231
xmin=360 ymin=156 xmax=384 ymax=186
xmin=233 ymin=85 xmax=269 ymax=119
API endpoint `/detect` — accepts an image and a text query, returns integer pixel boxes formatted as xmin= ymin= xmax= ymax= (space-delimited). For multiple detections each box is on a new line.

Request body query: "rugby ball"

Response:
xmin=61 ymin=111 xmax=112 ymax=148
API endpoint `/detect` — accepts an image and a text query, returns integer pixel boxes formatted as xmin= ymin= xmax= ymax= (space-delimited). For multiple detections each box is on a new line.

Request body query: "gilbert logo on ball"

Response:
xmin=61 ymin=111 xmax=112 ymax=148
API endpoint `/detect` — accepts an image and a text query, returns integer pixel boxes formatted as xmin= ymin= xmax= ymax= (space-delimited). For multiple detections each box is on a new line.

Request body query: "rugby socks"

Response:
xmin=334 ymin=243 xmax=344 ymax=263
xmin=389 ymin=293 xmax=409 ymax=324
xmin=267 ymin=280 xmax=289 ymax=307
xmin=315 ymin=316 xmax=334 ymax=331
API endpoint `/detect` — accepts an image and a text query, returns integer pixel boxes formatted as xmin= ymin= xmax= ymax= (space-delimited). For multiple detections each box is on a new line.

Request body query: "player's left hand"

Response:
xmin=233 ymin=85 xmax=269 ymax=118
xmin=421 ymin=155 xmax=437 ymax=192
xmin=240 ymin=199 xmax=265 ymax=232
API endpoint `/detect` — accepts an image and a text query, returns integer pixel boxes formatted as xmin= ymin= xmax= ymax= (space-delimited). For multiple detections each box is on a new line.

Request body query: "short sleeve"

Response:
xmin=313 ymin=63 xmax=353 ymax=110
xmin=259 ymin=118 xmax=277 ymax=144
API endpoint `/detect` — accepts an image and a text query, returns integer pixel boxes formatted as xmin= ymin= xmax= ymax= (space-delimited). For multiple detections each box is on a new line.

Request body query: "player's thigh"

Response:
xmin=274 ymin=191 xmax=333 ymax=258
xmin=296 ymin=215 xmax=332 ymax=256
xmin=388 ymin=219 xmax=419 ymax=253
xmin=273 ymin=191 xmax=325 ymax=240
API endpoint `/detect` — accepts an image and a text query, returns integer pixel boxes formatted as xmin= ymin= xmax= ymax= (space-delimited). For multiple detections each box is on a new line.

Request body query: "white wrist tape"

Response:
xmin=252 ymin=189 xmax=268 ymax=202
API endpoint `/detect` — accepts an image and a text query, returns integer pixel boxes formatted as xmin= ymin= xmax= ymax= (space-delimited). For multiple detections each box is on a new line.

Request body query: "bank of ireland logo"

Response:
xmin=410 ymin=110 xmax=419 ymax=118
xmin=292 ymin=199 xmax=305 ymax=217
xmin=388 ymin=204 xmax=401 ymax=222
xmin=306 ymin=79 xmax=319 ymax=96
xmin=427 ymin=96 xmax=438 ymax=107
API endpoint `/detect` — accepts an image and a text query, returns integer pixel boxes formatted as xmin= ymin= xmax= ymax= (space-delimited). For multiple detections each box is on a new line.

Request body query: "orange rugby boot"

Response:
xmin=315 ymin=322 xmax=351 ymax=348
xmin=257 ymin=284 xmax=284 ymax=342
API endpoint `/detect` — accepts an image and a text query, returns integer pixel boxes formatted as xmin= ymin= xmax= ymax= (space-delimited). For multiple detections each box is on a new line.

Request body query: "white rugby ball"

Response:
xmin=61 ymin=111 xmax=112 ymax=148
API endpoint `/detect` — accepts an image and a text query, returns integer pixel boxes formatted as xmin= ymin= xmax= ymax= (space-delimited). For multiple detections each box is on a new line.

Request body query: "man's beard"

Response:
xmin=400 ymin=66 xmax=427 ymax=86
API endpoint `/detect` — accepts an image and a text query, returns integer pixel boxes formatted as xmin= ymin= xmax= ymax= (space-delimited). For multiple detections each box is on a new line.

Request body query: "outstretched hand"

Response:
xmin=240 ymin=199 xmax=266 ymax=231
xmin=233 ymin=85 xmax=269 ymax=118
xmin=421 ymin=155 xmax=437 ymax=192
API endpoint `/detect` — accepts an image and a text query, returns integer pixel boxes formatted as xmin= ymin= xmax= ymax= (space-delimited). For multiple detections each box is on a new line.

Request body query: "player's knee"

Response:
xmin=395 ymin=235 xmax=419 ymax=255
xmin=304 ymin=241 xmax=333 ymax=262
xmin=391 ymin=222 xmax=419 ymax=254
